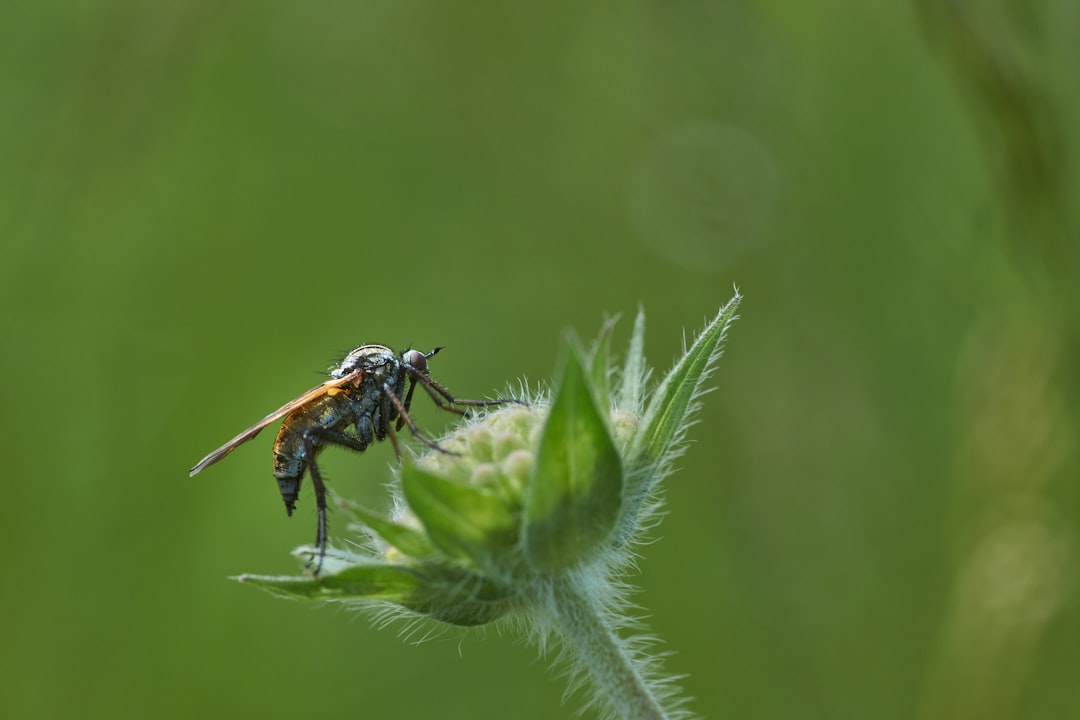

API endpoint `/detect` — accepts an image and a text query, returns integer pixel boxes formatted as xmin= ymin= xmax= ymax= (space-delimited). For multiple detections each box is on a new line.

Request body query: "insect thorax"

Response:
xmin=331 ymin=344 xmax=398 ymax=379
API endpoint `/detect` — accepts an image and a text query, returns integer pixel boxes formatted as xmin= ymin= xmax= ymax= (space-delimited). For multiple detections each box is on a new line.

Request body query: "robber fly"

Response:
xmin=190 ymin=344 xmax=514 ymax=574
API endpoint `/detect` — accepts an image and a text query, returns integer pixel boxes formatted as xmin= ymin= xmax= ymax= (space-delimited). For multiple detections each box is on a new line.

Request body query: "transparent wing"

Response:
xmin=189 ymin=369 xmax=364 ymax=476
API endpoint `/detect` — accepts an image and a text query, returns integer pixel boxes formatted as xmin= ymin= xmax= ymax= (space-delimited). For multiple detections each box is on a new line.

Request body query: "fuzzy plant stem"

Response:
xmin=546 ymin=575 xmax=670 ymax=720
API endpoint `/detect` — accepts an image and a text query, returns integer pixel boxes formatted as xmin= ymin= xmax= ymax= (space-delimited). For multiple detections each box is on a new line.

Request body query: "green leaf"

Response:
xmin=588 ymin=315 xmax=618 ymax=417
xmin=629 ymin=292 xmax=741 ymax=472
xmin=347 ymin=504 xmax=439 ymax=559
xmin=616 ymin=306 xmax=648 ymax=414
xmin=402 ymin=463 xmax=518 ymax=566
xmin=523 ymin=343 xmax=624 ymax=571
xmin=404 ymin=565 xmax=516 ymax=626
xmin=237 ymin=563 xmax=422 ymax=602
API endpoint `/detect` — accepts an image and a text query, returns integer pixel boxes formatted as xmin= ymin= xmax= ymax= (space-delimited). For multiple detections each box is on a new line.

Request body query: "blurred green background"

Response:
xmin=2 ymin=1 xmax=1078 ymax=718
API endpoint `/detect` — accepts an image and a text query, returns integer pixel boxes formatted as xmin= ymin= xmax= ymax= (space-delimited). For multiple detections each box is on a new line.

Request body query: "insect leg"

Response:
xmin=382 ymin=383 xmax=454 ymax=455
xmin=414 ymin=373 xmax=523 ymax=415
xmin=395 ymin=377 xmax=419 ymax=431
xmin=300 ymin=428 xmax=370 ymax=575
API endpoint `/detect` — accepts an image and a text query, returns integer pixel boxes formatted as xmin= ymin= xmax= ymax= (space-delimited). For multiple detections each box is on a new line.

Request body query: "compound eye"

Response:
xmin=403 ymin=349 xmax=428 ymax=374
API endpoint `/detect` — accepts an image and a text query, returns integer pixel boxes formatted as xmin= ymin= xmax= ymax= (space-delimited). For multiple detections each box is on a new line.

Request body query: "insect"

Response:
xmin=190 ymin=344 xmax=514 ymax=574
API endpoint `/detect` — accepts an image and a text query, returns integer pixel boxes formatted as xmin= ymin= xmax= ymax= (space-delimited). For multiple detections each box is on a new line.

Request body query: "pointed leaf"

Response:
xmin=348 ymin=504 xmax=439 ymax=558
xmin=617 ymin=306 xmax=648 ymax=413
xmin=588 ymin=315 xmax=618 ymax=416
xmin=237 ymin=563 xmax=422 ymax=602
xmin=523 ymin=344 xmax=624 ymax=570
xmin=629 ymin=292 xmax=741 ymax=471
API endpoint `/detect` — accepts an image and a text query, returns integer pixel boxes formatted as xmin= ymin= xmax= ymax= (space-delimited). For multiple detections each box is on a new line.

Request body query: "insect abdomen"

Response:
xmin=272 ymin=428 xmax=308 ymax=515
xmin=271 ymin=393 xmax=355 ymax=513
